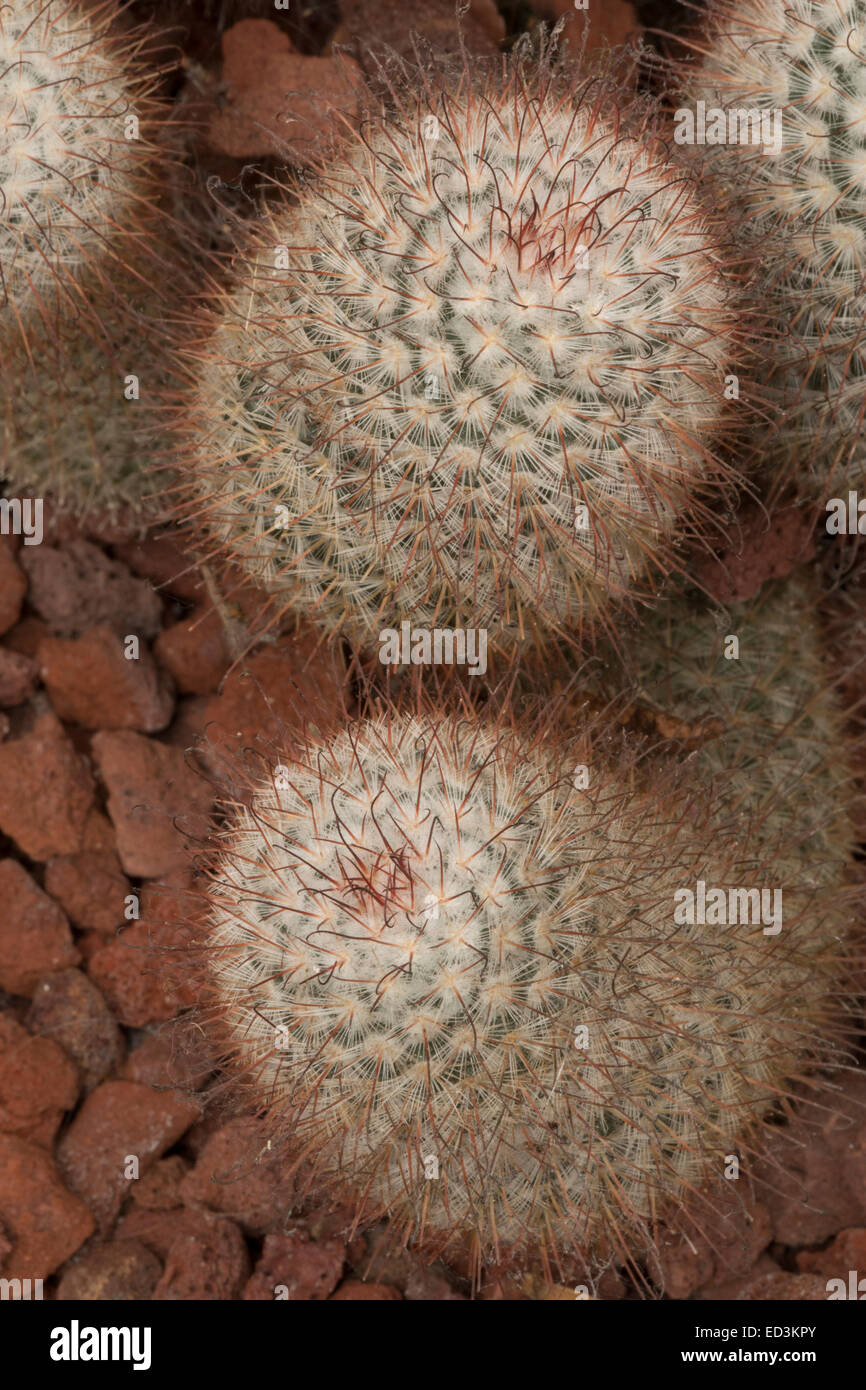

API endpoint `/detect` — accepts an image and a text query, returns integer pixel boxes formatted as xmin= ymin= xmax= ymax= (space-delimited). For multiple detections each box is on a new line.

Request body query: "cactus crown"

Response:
xmin=0 ymin=0 xmax=159 ymax=334
xmin=181 ymin=62 xmax=742 ymax=648
xmin=203 ymin=704 xmax=845 ymax=1264
xmin=687 ymin=0 xmax=866 ymax=481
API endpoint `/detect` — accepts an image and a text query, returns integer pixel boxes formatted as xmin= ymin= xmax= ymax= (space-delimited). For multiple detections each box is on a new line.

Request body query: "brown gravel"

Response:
xmin=243 ymin=1233 xmax=346 ymax=1300
xmin=0 ymin=860 xmax=80 ymax=996
xmin=0 ymin=1014 xmax=79 ymax=1147
xmin=0 ymin=1 xmax=863 ymax=1305
xmin=39 ymin=625 xmax=175 ymax=732
xmin=44 ymin=852 xmax=132 ymax=935
xmin=0 ymin=1134 xmax=95 ymax=1279
xmin=0 ymin=647 xmax=38 ymax=706
xmin=650 ymin=1191 xmax=773 ymax=1300
xmin=26 ymin=969 xmax=126 ymax=1093
xmin=329 ymin=1279 xmax=403 ymax=1300
xmin=91 ymin=731 xmax=213 ymax=877
xmin=327 ymin=0 xmax=504 ymax=68
xmin=179 ymin=1117 xmax=297 ymax=1237
xmin=206 ymin=19 xmax=366 ymax=165
xmin=83 ymin=872 xmax=202 ymax=1029
xmin=0 ymin=712 xmax=97 ymax=860
xmin=20 ymin=540 xmax=163 ymax=638
xmin=56 ymin=1079 xmax=203 ymax=1234
xmin=0 ymin=544 xmax=26 ymax=636
xmin=152 ymin=1213 xmax=251 ymax=1300
xmin=692 ymin=503 xmax=818 ymax=606
xmin=200 ymin=627 xmax=348 ymax=785
xmin=154 ymin=605 xmax=232 ymax=695
xmin=56 ymin=1239 xmax=164 ymax=1301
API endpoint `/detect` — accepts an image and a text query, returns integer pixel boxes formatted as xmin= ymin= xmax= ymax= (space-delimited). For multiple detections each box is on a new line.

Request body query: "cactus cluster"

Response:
xmin=0 ymin=4 xmax=860 ymax=1294
xmin=683 ymin=0 xmax=866 ymax=492
xmin=202 ymin=695 xmax=850 ymax=1265
xmin=178 ymin=63 xmax=744 ymax=650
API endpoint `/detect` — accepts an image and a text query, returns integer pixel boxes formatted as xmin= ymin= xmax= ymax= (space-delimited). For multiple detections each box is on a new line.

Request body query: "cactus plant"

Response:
xmin=177 ymin=57 xmax=747 ymax=651
xmin=200 ymin=695 xmax=850 ymax=1269
xmin=679 ymin=0 xmax=866 ymax=495
xmin=1 ymin=298 xmax=177 ymax=523
xmin=621 ymin=573 xmax=860 ymax=884
xmin=0 ymin=0 xmax=166 ymax=342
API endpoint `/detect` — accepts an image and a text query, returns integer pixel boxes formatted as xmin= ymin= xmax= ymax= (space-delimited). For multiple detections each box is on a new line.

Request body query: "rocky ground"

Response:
xmin=0 ymin=0 xmax=864 ymax=1302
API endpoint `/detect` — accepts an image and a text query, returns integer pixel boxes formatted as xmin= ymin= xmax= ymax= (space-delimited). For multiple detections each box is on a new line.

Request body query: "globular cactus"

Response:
xmin=1 ymin=300 xmax=177 ymax=523
xmin=620 ymin=574 xmax=860 ymax=898
xmin=679 ymin=0 xmax=866 ymax=494
xmin=200 ymin=699 xmax=849 ymax=1270
xmin=177 ymin=56 xmax=747 ymax=651
xmin=0 ymin=0 xmax=165 ymax=341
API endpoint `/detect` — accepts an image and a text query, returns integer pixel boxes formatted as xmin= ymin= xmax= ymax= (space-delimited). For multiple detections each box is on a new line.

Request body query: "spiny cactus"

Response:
xmin=680 ymin=0 xmax=866 ymax=494
xmin=621 ymin=574 xmax=860 ymax=888
xmin=177 ymin=57 xmax=747 ymax=651
xmin=0 ymin=0 xmax=166 ymax=341
xmin=1 ymin=298 xmax=177 ymax=523
xmin=201 ymin=700 xmax=848 ymax=1269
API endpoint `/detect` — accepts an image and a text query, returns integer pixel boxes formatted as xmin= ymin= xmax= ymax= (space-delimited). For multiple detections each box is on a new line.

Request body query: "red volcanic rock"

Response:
xmin=736 ymin=1272 xmax=830 ymax=1300
xmin=694 ymin=1254 xmax=781 ymax=1300
xmin=118 ymin=1203 xmax=230 ymax=1259
xmin=39 ymin=625 xmax=175 ymax=731
xmin=86 ymin=873 xmax=201 ymax=1028
xmin=0 ymin=544 xmax=26 ymax=636
xmin=2 ymin=614 xmax=50 ymax=660
xmin=56 ymin=1238 xmax=163 ymax=1300
xmin=44 ymin=851 xmax=131 ymax=934
xmin=154 ymin=605 xmax=232 ymax=695
xmin=243 ymin=1233 xmax=346 ymax=1301
xmin=0 ymin=1014 xmax=79 ymax=1147
xmin=123 ymin=1025 xmax=213 ymax=1099
xmin=56 ymin=1080 xmax=203 ymax=1234
xmin=123 ymin=1018 xmax=213 ymax=1094
xmin=19 ymin=540 xmax=162 ymax=637
xmin=797 ymin=1228 xmax=866 ymax=1278
xmin=0 ymin=860 xmax=79 ymax=996
xmin=207 ymin=20 xmax=365 ymax=165
xmin=328 ymin=0 xmax=504 ymax=66
xmin=528 ymin=0 xmax=639 ymax=54
xmin=692 ymin=503 xmax=817 ymax=606
xmin=0 ymin=648 xmax=38 ymax=706
xmin=0 ymin=713 xmax=96 ymax=860
xmin=26 ymin=969 xmax=125 ymax=1093
xmin=200 ymin=628 xmax=348 ymax=784
xmin=650 ymin=1192 xmax=772 ymax=1299
xmin=0 ymin=1134 xmax=95 ymax=1279
xmin=152 ymin=1213 xmax=250 ymax=1300
xmin=179 ymin=1118 xmax=296 ymax=1236
xmin=753 ymin=1073 xmax=866 ymax=1246
xmin=329 ymin=1279 xmax=402 ymax=1300
xmin=91 ymin=731 xmax=212 ymax=877
xmin=120 ymin=533 xmax=206 ymax=604
xmin=130 ymin=1156 xmax=190 ymax=1212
